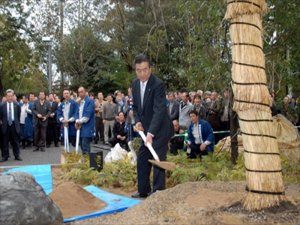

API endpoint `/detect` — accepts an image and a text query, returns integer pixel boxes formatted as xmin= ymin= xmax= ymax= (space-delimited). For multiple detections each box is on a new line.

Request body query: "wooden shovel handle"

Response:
xmin=134 ymin=126 xmax=160 ymax=162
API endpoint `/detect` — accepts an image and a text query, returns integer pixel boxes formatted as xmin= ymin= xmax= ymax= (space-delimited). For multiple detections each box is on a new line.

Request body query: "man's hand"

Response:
xmin=117 ymin=135 xmax=121 ymax=139
xmin=120 ymin=136 xmax=126 ymax=141
xmin=75 ymin=120 xmax=82 ymax=130
xmin=50 ymin=113 xmax=55 ymax=118
xmin=63 ymin=119 xmax=69 ymax=127
xmin=42 ymin=117 xmax=47 ymax=122
xmin=103 ymin=119 xmax=106 ymax=124
xmin=200 ymin=143 xmax=207 ymax=151
xmin=145 ymin=133 xmax=153 ymax=145
xmin=37 ymin=114 xmax=43 ymax=119
xmin=134 ymin=122 xmax=144 ymax=132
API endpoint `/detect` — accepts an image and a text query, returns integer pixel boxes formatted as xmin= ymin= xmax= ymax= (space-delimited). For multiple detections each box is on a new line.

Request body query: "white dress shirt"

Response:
xmin=140 ymin=80 xmax=148 ymax=106
xmin=20 ymin=103 xmax=28 ymax=124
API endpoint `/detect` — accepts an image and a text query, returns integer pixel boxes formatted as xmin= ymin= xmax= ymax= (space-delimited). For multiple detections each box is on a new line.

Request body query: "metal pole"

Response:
xmin=48 ymin=41 xmax=52 ymax=93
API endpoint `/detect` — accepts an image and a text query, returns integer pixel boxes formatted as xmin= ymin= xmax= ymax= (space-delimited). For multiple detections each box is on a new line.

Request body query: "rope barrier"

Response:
xmin=174 ymin=126 xmax=299 ymax=137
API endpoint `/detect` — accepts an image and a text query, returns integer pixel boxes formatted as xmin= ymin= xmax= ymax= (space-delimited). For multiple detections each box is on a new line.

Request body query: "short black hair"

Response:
xmin=117 ymin=111 xmax=125 ymax=117
xmin=63 ymin=88 xmax=70 ymax=92
xmin=189 ymin=110 xmax=198 ymax=116
xmin=134 ymin=54 xmax=151 ymax=66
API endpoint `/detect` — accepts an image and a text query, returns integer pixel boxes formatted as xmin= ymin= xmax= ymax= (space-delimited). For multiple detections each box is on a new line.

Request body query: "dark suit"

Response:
xmin=0 ymin=102 xmax=21 ymax=159
xmin=132 ymin=74 xmax=173 ymax=195
xmin=46 ymin=101 xmax=59 ymax=146
xmin=32 ymin=100 xmax=51 ymax=148
xmin=168 ymin=100 xmax=180 ymax=121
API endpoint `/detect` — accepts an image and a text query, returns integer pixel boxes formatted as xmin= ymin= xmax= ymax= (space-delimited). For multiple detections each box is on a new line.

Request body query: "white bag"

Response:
xmin=104 ymin=143 xmax=128 ymax=163
xmin=127 ymin=141 xmax=137 ymax=165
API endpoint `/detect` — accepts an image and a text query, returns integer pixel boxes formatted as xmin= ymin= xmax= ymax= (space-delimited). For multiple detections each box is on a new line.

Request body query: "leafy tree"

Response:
xmin=0 ymin=0 xmax=47 ymax=95
xmin=265 ymin=0 xmax=300 ymax=97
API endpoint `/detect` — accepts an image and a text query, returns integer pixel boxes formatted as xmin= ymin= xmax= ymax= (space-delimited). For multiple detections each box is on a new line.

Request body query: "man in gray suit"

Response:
xmin=32 ymin=91 xmax=51 ymax=152
xmin=167 ymin=92 xmax=179 ymax=121
xmin=131 ymin=54 xmax=173 ymax=198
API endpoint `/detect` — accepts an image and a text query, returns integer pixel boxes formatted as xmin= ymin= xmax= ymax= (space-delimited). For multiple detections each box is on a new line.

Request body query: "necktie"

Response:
xmin=141 ymin=82 xmax=145 ymax=106
xmin=169 ymin=102 xmax=173 ymax=114
xmin=8 ymin=103 xmax=12 ymax=126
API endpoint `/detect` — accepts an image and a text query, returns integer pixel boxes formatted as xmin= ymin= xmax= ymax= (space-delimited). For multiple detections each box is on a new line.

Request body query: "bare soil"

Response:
xmin=50 ymin=168 xmax=106 ymax=219
xmin=69 ymin=182 xmax=300 ymax=225
xmin=51 ymin=167 xmax=300 ymax=225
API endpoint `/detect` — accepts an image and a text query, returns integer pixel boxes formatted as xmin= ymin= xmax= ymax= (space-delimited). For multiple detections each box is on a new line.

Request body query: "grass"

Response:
xmin=60 ymin=145 xmax=300 ymax=190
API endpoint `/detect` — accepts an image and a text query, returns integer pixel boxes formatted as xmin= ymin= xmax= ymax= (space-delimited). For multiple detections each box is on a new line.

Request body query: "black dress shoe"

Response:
xmin=15 ymin=157 xmax=23 ymax=161
xmin=55 ymin=143 xmax=59 ymax=147
xmin=131 ymin=192 xmax=148 ymax=198
xmin=40 ymin=148 xmax=45 ymax=152
xmin=33 ymin=147 xmax=39 ymax=152
xmin=46 ymin=145 xmax=51 ymax=148
xmin=0 ymin=158 xmax=8 ymax=162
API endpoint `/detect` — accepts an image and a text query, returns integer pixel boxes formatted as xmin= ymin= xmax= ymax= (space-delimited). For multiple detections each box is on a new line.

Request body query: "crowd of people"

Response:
xmin=0 ymin=53 xmax=299 ymax=201
xmin=0 ymin=85 xmax=299 ymax=162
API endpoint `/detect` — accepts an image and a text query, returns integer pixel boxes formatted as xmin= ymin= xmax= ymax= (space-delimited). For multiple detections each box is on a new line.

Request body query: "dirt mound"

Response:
xmin=49 ymin=182 xmax=106 ymax=219
xmin=72 ymin=182 xmax=300 ymax=225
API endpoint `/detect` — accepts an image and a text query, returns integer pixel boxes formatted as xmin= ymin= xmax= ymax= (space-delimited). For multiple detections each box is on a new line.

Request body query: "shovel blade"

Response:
xmin=148 ymin=160 xmax=176 ymax=171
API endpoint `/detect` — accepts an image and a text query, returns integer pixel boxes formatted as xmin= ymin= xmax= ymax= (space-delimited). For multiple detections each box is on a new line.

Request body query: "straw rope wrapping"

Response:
xmin=225 ymin=0 xmax=285 ymax=210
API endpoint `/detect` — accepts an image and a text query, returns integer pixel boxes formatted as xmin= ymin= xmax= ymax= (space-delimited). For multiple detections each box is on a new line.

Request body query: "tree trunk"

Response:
xmin=229 ymin=86 xmax=238 ymax=165
xmin=224 ymin=0 xmax=285 ymax=210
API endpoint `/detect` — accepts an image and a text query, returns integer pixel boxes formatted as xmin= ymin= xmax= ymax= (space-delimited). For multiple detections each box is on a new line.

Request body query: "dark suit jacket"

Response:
xmin=169 ymin=100 xmax=180 ymax=121
xmin=0 ymin=102 xmax=21 ymax=134
xmin=48 ymin=101 xmax=58 ymax=124
xmin=132 ymin=74 xmax=173 ymax=149
xmin=32 ymin=100 xmax=51 ymax=127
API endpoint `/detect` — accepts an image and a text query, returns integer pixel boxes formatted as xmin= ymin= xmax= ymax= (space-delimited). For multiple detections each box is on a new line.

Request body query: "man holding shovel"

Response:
xmin=131 ymin=54 xmax=173 ymax=198
xmin=57 ymin=89 xmax=78 ymax=150
xmin=75 ymin=87 xmax=95 ymax=154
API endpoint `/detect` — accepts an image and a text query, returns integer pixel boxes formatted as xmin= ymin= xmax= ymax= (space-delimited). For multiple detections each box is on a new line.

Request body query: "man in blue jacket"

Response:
xmin=187 ymin=110 xmax=214 ymax=159
xmin=75 ymin=87 xmax=95 ymax=154
xmin=57 ymin=89 xmax=79 ymax=147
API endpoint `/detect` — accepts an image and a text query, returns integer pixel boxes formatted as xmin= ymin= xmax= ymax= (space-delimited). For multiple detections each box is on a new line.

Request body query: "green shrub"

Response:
xmin=60 ymin=147 xmax=299 ymax=190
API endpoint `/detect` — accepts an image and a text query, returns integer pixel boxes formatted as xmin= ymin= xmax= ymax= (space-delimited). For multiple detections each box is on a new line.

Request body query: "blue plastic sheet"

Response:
xmin=4 ymin=165 xmax=142 ymax=223
xmin=64 ymin=186 xmax=142 ymax=223
xmin=6 ymin=164 xmax=53 ymax=194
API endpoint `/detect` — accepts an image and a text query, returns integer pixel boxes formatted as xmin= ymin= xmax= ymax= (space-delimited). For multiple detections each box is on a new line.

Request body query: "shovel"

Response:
xmin=75 ymin=129 xmax=80 ymax=154
xmin=63 ymin=126 xmax=70 ymax=153
xmin=135 ymin=127 xmax=176 ymax=171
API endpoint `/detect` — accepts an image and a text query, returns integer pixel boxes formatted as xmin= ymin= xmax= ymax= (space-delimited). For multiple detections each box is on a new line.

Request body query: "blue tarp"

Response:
xmin=4 ymin=164 xmax=142 ymax=223
xmin=6 ymin=164 xmax=53 ymax=194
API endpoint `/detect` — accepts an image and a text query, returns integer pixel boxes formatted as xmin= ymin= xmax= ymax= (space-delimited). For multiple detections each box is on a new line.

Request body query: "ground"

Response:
xmin=62 ymin=179 xmax=299 ymax=225
xmin=1 ymin=145 xmax=299 ymax=225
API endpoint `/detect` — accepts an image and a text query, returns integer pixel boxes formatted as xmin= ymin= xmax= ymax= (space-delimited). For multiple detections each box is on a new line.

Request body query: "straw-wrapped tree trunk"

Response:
xmin=224 ymin=0 xmax=285 ymax=210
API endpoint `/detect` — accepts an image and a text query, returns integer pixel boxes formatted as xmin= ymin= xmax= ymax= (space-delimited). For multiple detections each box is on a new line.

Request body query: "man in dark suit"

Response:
xmin=0 ymin=89 xmax=22 ymax=162
xmin=131 ymin=54 xmax=173 ymax=198
xmin=167 ymin=92 xmax=180 ymax=121
xmin=32 ymin=91 xmax=51 ymax=152
xmin=46 ymin=93 xmax=59 ymax=147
